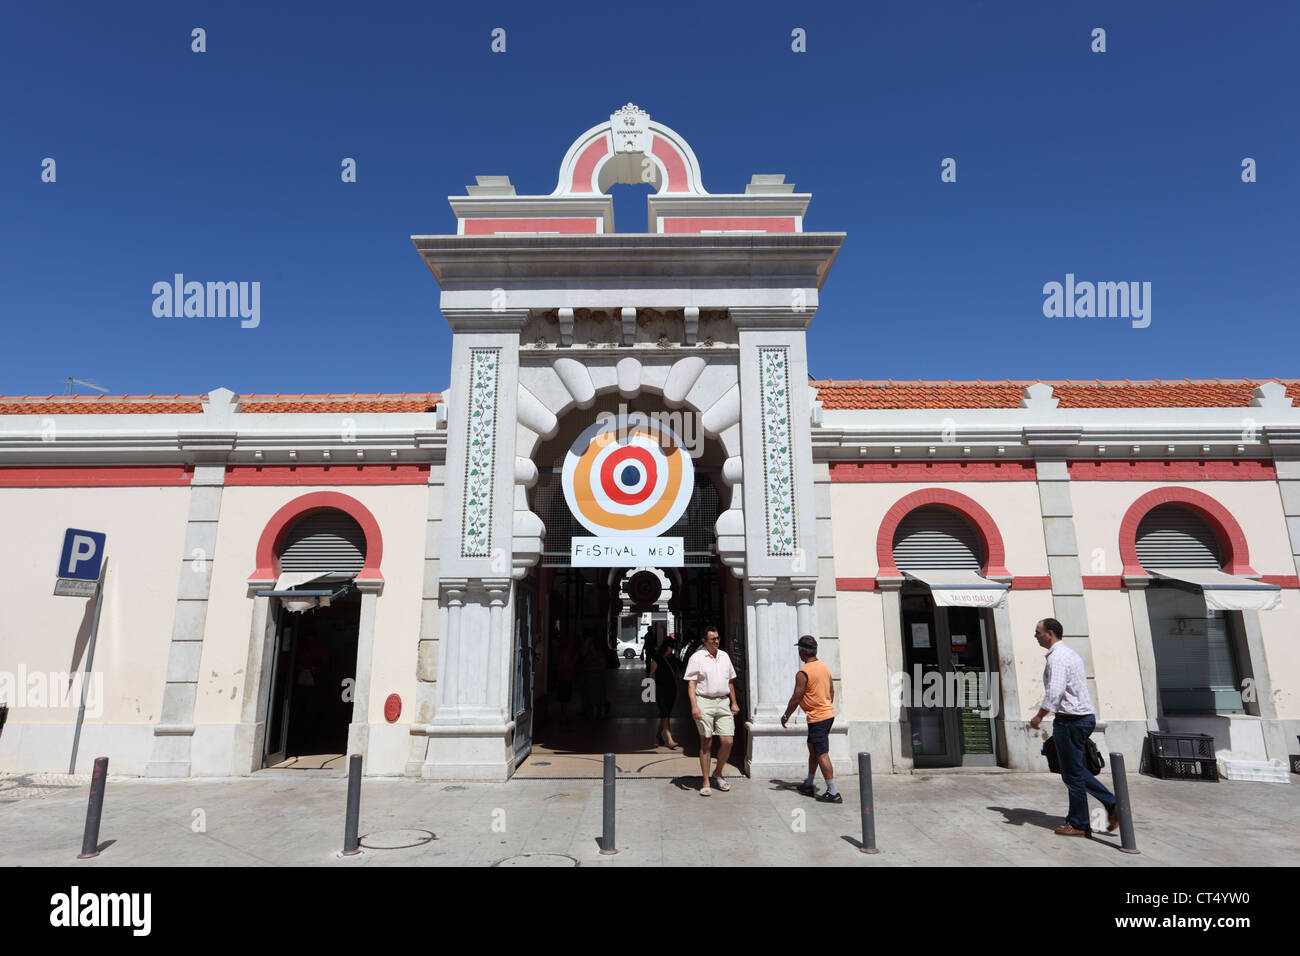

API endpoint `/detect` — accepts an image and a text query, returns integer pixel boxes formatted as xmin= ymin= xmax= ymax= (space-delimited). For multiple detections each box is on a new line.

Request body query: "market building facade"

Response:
xmin=2 ymin=106 xmax=1298 ymax=781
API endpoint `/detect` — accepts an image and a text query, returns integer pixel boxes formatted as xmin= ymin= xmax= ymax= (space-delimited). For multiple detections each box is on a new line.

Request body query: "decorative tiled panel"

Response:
xmin=460 ymin=347 xmax=501 ymax=558
xmin=758 ymin=346 xmax=796 ymax=557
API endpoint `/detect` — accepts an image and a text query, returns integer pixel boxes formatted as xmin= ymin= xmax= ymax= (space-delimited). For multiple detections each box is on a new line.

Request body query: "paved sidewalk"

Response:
xmin=2 ymin=769 xmax=1296 ymax=866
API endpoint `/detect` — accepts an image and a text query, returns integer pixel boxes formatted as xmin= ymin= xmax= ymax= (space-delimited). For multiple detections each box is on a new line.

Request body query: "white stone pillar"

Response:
xmin=424 ymin=311 xmax=525 ymax=780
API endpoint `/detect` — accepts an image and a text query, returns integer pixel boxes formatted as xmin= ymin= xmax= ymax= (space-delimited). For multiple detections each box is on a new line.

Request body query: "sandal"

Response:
xmin=712 ymin=777 xmax=730 ymax=792
xmin=700 ymin=785 xmax=712 ymax=796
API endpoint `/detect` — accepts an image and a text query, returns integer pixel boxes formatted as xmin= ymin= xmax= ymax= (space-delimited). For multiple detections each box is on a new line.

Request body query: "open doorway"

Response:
xmin=509 ymin=394 xmax=743 ymax=779
xmin=900 ymin=588 xmax=997 ymax=767
xmin=263 ymin=589 xmax=360 ymax=769
xmin=514 ymin=560 xmax=742 ymax=779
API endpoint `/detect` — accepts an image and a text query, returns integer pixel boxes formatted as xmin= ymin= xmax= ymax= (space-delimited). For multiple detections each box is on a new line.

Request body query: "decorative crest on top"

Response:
xmin=611 ymin=103 xmax=651 ymax=154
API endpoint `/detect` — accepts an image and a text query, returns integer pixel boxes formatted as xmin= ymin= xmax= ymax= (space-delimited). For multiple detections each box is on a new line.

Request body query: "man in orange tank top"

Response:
xmin=780 ymin=635 xmax=840 ymax=802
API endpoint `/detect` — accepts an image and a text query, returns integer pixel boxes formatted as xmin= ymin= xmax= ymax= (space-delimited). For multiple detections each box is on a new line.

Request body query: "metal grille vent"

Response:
xmin=278 ymin=509 xmax=366 ymax=574
xmin=892 ymin=506 xmax=983 ymax=572
xmin=1136 ymin=504 xmax=1222 ymax=569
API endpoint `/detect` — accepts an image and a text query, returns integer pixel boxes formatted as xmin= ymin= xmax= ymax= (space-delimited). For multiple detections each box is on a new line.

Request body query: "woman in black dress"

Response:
xmin=649 ymin=635 xmax=680 ymax=749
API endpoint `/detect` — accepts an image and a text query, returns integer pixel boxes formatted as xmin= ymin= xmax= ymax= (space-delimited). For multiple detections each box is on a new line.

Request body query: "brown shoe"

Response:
xmin=1107 ymin=806 xmax=1120 ymax=832
xmin=1053 ymin=824 xmax=1091 ymax=838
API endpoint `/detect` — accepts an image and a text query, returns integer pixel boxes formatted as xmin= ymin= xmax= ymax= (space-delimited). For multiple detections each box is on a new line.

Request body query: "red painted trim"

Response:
xmin=1260 ymin=575 xmax=1300 ymax=588
xmin=0 ymin=465 xmax=193 ymax=487
xmin=875 ymin=489 xmax=1010 ymax=578
xmin=835 ymin=577 xmax=877 ymax=591
xmin=1117 ymin=487 xmax=1256 ymax=576
xmin=571 ymin=137 xmax=610 ymax=193
xmin=652 ymin=135 xmax=689 ymax=193
xmin=661 ymin=217 xmax=797 ymax=234
xmin=463 ymin=218 xmax=599 ymax=235
xmin=1068 ymin=460 xmax=1276 ymax=480
xmin=1083 ymin=575 xmax=1125 ymax=589
xmin=1010 ymin=576 xmax=1053 ymax=590
xmin=249 ymin=491 xmax=383 ymax=582
xmin=830 ymin=461 xmax=1037 ymax=482
xmin=225 ymin=465 xmax=429 ymax=486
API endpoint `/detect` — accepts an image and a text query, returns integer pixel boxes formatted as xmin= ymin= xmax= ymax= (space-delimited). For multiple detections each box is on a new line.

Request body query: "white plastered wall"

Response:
xmin=0 ymin=486 xmax=189 ymax=772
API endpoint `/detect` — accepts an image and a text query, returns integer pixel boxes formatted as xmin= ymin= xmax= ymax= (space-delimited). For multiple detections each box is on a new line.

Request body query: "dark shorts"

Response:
xmin=807 ymin=717 xmax=834 ymax=755
xmin=555 ymin=679 xmax=573 ymax=704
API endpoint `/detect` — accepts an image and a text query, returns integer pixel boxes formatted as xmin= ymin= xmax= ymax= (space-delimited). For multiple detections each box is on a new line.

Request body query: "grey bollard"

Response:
xmin=1109 ymin=752 xmax=1140 ymax=854
xmin=77 ymin=756 xmax=109 ymax=859
xmin=858 ymin=752 xmax=880 ymax=854
xmin=342 ymin=753 xmax=363 ymax=856
xmin=600 ymin=752 xmax=618 ymax=855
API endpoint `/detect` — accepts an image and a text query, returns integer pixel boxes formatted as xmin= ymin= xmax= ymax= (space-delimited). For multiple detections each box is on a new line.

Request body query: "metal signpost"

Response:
xmin=55 ymin=529 xmax=107 ymax=774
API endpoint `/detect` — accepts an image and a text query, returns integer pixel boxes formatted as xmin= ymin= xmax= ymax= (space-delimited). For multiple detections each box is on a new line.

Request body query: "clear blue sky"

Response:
xmin=2 ymin=0 xmax=1296 ymax=396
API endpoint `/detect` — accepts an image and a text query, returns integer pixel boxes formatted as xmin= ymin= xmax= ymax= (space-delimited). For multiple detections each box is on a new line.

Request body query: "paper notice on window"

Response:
xmin=951 ymin=633 xmax=967 ymax=648
xmin=910 ymin=623 xmax=931 ymax=649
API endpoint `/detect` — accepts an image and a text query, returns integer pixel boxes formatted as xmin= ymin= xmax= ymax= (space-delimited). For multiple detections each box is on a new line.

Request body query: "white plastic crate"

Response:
xmin=1217 ymin=756 xmax=1291 ymax=784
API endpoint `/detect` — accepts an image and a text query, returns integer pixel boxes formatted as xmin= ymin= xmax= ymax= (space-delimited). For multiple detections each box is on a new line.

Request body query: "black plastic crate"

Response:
xmin=1153 ymin=755 xmax=1219 ymax=781
xmin=1148 ymin=731 xmax=1215 ymax=760
xmin=1290 ymin=755 xmax=1300 ymax=775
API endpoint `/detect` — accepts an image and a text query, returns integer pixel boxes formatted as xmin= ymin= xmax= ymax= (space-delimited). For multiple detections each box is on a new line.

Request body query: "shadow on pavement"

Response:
xmin=987 ymin=805 xmax=1063 ymax=831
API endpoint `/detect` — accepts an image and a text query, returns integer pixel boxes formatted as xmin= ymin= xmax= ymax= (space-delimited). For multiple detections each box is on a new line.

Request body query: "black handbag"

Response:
xmin=1042 ymin=734 xmax=1105 ymax=775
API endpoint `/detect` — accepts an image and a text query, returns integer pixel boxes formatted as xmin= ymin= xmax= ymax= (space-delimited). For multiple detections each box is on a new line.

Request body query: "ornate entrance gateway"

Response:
xmin=406 ymin=105 xmax=847 ymax=780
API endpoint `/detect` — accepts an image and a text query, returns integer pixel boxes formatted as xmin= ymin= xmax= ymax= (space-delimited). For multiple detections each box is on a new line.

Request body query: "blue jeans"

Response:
xmin=1054 ymin=714 xmax=1115 ymax=829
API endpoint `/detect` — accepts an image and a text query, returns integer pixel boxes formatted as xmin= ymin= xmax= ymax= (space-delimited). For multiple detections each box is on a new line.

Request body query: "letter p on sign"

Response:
xmin=60 ymin=528 xmax=106 ymax=580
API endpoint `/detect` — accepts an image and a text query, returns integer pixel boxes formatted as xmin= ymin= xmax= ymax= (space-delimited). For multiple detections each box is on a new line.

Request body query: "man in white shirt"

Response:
xmin=1028 ymin=618 xmax=1118 ymax=837
xmin=684 ymin=627 xmax=739 ymax=796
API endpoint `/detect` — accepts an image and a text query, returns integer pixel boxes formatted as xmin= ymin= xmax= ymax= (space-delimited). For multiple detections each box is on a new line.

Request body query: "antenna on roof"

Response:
xmin=66 ymin=377 xmax=110 ymax=395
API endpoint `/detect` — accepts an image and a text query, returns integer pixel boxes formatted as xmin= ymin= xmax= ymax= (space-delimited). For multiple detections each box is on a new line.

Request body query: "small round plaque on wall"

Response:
xmin=384 ymin=694 xmax=401 ymax=723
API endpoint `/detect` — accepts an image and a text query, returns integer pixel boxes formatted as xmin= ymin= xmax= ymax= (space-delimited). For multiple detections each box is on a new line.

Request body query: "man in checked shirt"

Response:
xmin=1028 ymin=618 xmax=1118 ymax=838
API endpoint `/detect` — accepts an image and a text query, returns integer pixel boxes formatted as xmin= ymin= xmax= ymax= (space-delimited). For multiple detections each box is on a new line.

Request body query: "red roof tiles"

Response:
xmin=2 ymin=382 xmax=1296 ymax=414
xmin=239 ymin=393 xmax=442 ymax=414
xmin=0 ymin=393 xmax=442 ymax=415
xmin=810 ymin=379 xmax=1300 ymax=410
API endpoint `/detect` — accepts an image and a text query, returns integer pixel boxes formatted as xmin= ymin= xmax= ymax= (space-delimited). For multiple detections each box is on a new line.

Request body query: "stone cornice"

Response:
xmin=0 ymin=424 xmax=447 ymax=467
xmin=812 ymin=421 xmax=1298 ymax=462
xmin=414 ymin=232 xmax=845 ymax=292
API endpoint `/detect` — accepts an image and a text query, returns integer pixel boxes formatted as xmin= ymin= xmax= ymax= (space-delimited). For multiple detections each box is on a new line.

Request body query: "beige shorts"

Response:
xmin=694 ymin=695 xmax=734 ymax=738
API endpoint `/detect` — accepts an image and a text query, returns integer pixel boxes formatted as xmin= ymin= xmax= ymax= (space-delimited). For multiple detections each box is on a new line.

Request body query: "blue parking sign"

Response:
xmin=58 ymin=529 xmax=106 ymax=581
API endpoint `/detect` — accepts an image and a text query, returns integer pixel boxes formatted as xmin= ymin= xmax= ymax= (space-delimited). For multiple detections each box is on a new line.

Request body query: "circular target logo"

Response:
xmin=562 ymin=416 xmax=694 ymax=538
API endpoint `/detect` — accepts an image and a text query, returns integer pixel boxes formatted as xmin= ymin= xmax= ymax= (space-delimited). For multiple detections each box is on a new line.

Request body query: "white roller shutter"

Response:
xmin=278 ymin=510 xmax=366 ymax=575
xmin=893 ymin=506 xmax=982 ymax=572
xmin=1136 ymin=504 xmax=1221 ymax=569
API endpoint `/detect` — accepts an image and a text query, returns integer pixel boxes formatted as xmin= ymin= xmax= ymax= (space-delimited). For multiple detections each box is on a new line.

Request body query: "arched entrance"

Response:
xmin=510 ymin=394 xmax=744 ymax=778
xmin=243 ymin=494 xmax=384 ymax=773
xmin=261 ymin=507 xmax=364 ymax=769
xmin=885 ymin=500 xmax=1009 ymax=769
xmin=1135 ymin=503 xmax=1250 ymax=716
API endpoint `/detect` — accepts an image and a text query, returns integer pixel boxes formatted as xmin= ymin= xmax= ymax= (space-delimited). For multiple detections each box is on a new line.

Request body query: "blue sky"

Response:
xmin=2 ymin=1 xmax=1296 ymax=396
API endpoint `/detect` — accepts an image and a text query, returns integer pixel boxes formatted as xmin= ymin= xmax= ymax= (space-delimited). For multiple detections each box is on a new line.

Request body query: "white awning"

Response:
xmin=272 ymin=572 xmax=335 ymax=613
xmin=1148 ymin=568 xmax=1282 ymax=613
xmin=904 ymin=570 xmax=1009 ymax=608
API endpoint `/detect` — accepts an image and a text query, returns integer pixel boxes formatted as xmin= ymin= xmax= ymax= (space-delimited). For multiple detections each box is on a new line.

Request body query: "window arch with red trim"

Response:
xmin=875 ymin=489 xmax=1009 ymax=579
xmin=248 ymin=491 xmax=384 ymax=582
xmin=1118 ymin=487 xmax=1255 ymax=577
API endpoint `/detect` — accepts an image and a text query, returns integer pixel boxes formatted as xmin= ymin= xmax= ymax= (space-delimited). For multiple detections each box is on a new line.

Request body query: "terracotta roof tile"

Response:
xmin=0 ymin=396 xmax=204 ymax=414
xmin=810 ymin=380 xmax=1300 ymax=410
xmin=240 ymin=393 xmax=441 ymax=414
xmin=0 ymin=393 xmax=441 ymax=415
